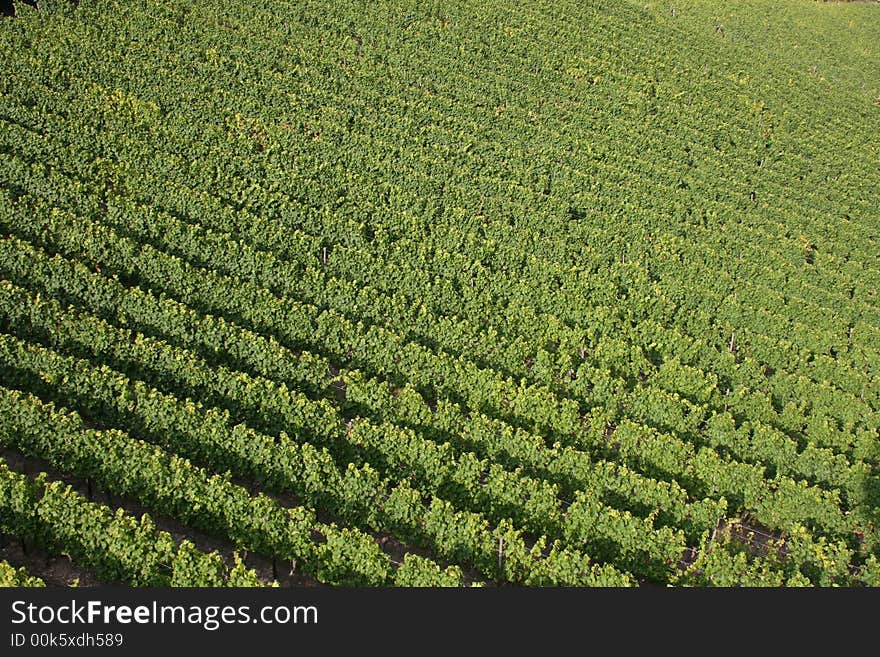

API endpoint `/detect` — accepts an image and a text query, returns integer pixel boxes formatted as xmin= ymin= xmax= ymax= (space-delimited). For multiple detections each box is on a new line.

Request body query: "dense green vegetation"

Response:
xmin=0 ymin=560 xmax=45 ymax=587
xmin=0 ymin=0 xmax=878 ymax=586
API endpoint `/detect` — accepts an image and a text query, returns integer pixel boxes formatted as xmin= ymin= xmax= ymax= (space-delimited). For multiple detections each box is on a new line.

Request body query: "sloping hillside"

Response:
xmin=0 ymin=0 xmax=878 ymax=586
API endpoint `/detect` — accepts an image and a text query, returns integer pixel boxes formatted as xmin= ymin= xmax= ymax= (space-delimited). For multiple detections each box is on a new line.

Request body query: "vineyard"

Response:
xmin=0 ymin=0 xmax=878 ymax=587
